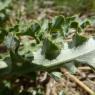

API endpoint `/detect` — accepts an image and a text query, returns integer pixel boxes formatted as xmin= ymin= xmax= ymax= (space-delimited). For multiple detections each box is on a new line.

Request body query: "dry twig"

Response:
xmin=60 ymin=68 xmax=95 ymax=95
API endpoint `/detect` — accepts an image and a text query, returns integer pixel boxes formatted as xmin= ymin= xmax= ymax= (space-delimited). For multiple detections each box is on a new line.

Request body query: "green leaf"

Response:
xmin=64 ymin=62 xmax=77 ymax=74
xmin=75 ymin=50 xmax=95 ymax=69
xmin=41 ymin=38 xmax=61 ymax=60
xmin=70 ymin=21 xmax=79 ymax=28
xmin=62 ymin=16 xmax=76 ymax=36
xmin=7 ymin=49 xmax=45 ymax=75
xmin=19 ymin=22 xmax=41 ymax=43
xmin=33 ymin=38 xmax=95 ymax=70
xmin=11 ymin=62 xmax=46 ymax=75
xmin=70 ymin=21 xmax=82 ymax=33
xmin=50 ymin=71 xmax=63 ymax=81
xmin=80 ymin=19 xmax=91 ymax=28
xmin=69 ymin=33 xmax=88 ymax=48
xmin=22 ymin=22 xmax=40 ymax=37
xmin=38 ymin=19 xmax=49 ymax=40
xmin=6 ymin=37 xmax=95 ymax=75
xmin=65 ymin=16 xmax=76 ymax=23
xmin=51 ymin=16 xmax=64 ymax=32
xmin=0 ymin=15 xmax=95 ymax=77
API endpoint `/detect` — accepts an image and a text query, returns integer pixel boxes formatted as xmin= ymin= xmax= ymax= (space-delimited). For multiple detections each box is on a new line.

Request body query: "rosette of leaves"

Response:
xmin=0 ymin=16 xmax=95 ymax=77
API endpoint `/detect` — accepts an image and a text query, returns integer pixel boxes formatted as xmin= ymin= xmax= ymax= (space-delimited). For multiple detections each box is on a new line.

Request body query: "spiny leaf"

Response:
xmin=70 ymin=21 xmax=82 ymax=33
xmin=50 ymin=16 xmax=64 ymax=32
xmin=18 ymin=22 xmax=41 ymax=43
xmin=41 ymin=38 xmax=61 ymax=60
xmin=33 ymin=38 xmax=95 ymax=70
xmin=70 ymin=21 xmax=79 ymax=28
xmin=69 ymin=33 xmax=88 ymax=48
xmin=80 ymin=19 xmax=91 ymax=28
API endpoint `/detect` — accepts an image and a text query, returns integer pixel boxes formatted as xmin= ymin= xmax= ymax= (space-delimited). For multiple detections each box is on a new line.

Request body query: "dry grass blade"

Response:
xmin=78 ymin=66 xmax=91 ymax=71
xmin=60 ymin=68 xmax=95 ymax=95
